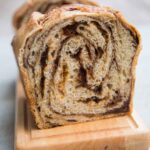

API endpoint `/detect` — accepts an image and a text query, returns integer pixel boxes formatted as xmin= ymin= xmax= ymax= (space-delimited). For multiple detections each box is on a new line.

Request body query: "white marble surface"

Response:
xmin=0 ymin=0 xmax=150 ymax=149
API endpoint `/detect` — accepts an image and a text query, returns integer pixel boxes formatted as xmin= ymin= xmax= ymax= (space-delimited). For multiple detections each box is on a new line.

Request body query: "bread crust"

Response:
xmin=13 ymin=0 xmax=98 ymax=30
xmin=12 ymin=4 xmax=142 ymax=129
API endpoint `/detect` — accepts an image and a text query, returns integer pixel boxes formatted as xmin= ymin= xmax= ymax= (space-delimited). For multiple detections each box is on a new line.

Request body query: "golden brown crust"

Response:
xmin=114 ymin=12 xmax=142 ymax=115
xmin=13 ymin=0 xmax=98 ymax=30
xmin=12 ymin=4 xmax=142 ymax=129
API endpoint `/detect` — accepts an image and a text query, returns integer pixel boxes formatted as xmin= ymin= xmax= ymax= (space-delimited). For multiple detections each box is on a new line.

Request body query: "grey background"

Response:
xmin=0 ymin=0 xmax=150 ymax=149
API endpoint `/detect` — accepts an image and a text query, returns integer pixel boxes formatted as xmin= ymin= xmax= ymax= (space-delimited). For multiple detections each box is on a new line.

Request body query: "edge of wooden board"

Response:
xmin=15 ymin=79 xmax=150 ymax=150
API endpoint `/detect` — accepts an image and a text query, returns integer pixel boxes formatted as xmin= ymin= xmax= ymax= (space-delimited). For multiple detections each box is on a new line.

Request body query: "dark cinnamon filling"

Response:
xmin=23 ymin=18 xmax=137 ymax=118
xmin=96 ymin=47 xmax=104 ymax=59
xmin=93 ymin=85 xmax=102 ymax=93
xmin=40 ymin=45 xmax=49 ymax=67
xmin=84 ymin=96 xmax=103 ymax=104
xmin=66 ymin=119 xmax=77 ymax=122
xmin=63 ymin=23 xmax=79 ymax=36
xmin=40 ymin=45 xmax=49 ymax=97
xmin=78 ymin=66 xmax=87 ymax=87
xmin=105 ymin=99 xmax=130 ymax=114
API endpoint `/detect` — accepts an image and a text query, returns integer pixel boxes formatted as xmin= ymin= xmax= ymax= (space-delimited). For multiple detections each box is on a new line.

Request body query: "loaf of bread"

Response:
xmin=12 ymin=4 xmax=141 ymax=129
xmin=13 ymin=0 xmax=98 ymax=30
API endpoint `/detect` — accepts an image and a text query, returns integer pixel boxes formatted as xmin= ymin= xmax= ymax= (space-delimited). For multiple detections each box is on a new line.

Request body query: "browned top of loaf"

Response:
xmin=12 ymin=4 xmax=141 ymax=58
xmin=13 ymin=0 xmax=99 ymax=30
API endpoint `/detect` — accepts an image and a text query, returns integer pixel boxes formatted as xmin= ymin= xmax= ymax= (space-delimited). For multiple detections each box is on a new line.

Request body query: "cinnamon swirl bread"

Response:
xmin=13 ymin=0 xmax=98 ymax=30
xmin=12 ymin=5 xmax=141 ymax=129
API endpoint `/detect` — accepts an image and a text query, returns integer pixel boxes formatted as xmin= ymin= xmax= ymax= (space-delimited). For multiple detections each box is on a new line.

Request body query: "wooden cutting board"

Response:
xmin=15 ymin=80 xmax=150 ymax=150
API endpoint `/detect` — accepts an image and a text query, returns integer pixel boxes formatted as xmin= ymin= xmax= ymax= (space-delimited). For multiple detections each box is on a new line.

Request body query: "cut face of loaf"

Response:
xmin=12 ymin=5 xmax=141 ymax=129
xmin=13 ymin=0 xmax=98 ymax=30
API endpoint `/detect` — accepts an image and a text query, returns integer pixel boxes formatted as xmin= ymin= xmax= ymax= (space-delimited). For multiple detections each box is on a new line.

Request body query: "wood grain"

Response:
xmin=15 ymin=80 xmax=150 ymax=150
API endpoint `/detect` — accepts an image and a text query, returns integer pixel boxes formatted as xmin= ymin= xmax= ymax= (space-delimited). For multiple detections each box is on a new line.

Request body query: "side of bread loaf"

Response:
xmin=13 ymin=0 xmax=98 ymax=30
xmin=12 ymin=4 xmax=141 ymax=129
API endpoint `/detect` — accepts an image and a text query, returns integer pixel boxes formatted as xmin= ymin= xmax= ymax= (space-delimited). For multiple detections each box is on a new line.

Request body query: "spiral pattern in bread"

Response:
xmin=12 ymin=5 xmax=141 ymax=128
